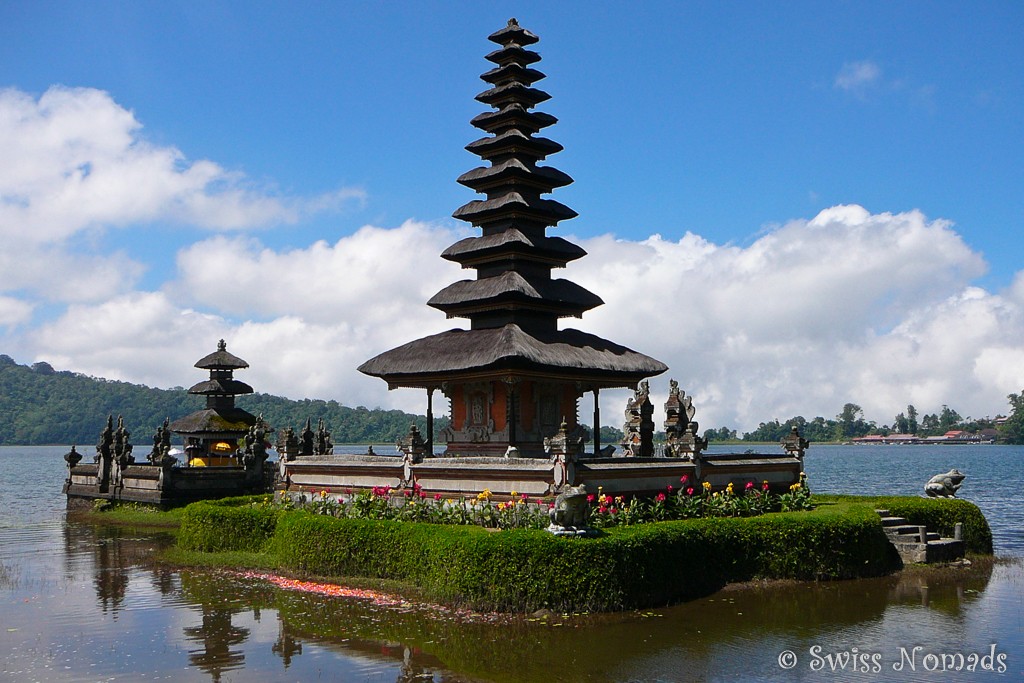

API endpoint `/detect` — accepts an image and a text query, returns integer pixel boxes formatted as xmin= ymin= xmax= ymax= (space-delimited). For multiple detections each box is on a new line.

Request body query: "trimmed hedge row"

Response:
xmin=176 ymin=495 xmax=992 ymax=611
xmin=815 ymin=495 xmax=993 ymax=554
xmin=177 ymin=495 xmax=280 ymax=553
xmin=272 ymin=504 xmax=895 ymax=611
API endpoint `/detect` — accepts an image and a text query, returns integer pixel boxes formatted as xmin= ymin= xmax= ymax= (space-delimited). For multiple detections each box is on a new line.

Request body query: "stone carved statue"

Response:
xmin=397 ymin=423 xmax=427 ymax=463
xmin=547 ymin=484 xmax=591 ymax=535
xmin=622 ymin=381 xmax=654 ymax=457
xmin=781 ymin=425 xmax=809 ymax=459
xmin=242 ymin=416 xmax=272 ymax=481
xmin=149 ymin=418 xmax=171 ymax=465
xmin=315 ymin=418 xmax=334 ymax=455
xmin=925 ymin=469 xmax=965 ymax=498
xmin=299 ymin=418 xmax=315 ymax=456
xmin=277 ymin=426 xmax=299 ymax=462
xmin=543 ymin=418 xmax=585 ymax=461
xmin=664 ymin=380 xmax=705 ymax=458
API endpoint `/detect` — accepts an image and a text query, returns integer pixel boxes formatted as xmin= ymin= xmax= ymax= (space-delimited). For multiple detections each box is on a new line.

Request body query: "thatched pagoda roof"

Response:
xmin=360 ymin=18 xmax=666 ymax=388
xmin=359 ymin=324 xmax=666 ymax=389
xmin=194 ymin=339 xmax=249 ymax=370
xmin=169 ymin=407 xmax=256 ymax=437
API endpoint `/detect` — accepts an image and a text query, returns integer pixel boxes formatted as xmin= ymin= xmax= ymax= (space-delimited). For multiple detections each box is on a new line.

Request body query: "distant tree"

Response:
xmin=999 ymin=391 xmax=1024 ymax=444
xmin=703 ymin=426 xmax=738 ymax=442
xmin=907 ymin=404 xmax=919 ymax=434
xmin=893 ymin=411 xmax=909 ymax=434
xmin=835 ymin=403 xmax=870 ymax=439
xmin=31 ymin=361 xmax=55 ymax=375
xmin=938 ymin=405 xmax=963 ymax=431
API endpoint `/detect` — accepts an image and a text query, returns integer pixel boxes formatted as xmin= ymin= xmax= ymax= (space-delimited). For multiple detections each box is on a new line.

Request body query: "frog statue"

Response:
xmin=924 ymin=469 xmax=966 ymax=498
xmin=547 ymin=484 xmax=592 ymax=536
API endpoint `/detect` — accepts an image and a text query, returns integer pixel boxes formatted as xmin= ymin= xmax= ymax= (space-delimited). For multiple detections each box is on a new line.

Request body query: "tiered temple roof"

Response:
xmin=169 ymin=340 xmax=258 ymax=437
xmin=359 ymin=18 xmax=665 ymax=390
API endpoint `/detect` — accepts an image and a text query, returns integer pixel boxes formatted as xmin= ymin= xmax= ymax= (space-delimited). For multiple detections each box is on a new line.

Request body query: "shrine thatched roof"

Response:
xmin=358 ymin=323 xmax=667 ymax=388
xmin=169 ymin=407 xmax=257 ymax=436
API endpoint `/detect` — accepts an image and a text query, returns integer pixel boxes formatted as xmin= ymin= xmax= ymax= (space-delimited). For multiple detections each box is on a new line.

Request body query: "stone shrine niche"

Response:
xmin=441 ymin=381 xmax=508 ymax=449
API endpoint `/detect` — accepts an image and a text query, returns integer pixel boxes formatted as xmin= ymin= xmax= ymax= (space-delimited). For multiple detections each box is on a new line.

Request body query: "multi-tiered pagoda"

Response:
xmin=170 ymin=339 xmax=259 ymax=466
xmin=360 ymin=19 xmax=667 ymax=457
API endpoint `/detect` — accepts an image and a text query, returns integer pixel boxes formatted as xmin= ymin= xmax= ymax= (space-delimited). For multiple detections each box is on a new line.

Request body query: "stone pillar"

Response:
xmin=593 ymin=388 xmax=601 ymax=456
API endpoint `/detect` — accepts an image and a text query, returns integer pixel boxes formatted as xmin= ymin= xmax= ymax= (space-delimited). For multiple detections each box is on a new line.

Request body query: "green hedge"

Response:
xmin=177 ymin=494 xmax=994 ymax=612
xmin=177 ymin=495 xmax=281 ymax=553
xmin=265 ymin=502 xmax=896 ymax=612
xmin=815 ymin=495 xmax=993 ymax=554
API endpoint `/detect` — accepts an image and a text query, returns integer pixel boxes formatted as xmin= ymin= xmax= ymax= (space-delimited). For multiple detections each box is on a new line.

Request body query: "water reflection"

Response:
xmin=2 ymin=446 xmax=1022 ymax=682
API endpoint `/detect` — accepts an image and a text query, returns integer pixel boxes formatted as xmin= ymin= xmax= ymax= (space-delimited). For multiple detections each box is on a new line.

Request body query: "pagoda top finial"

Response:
xmin=488 ymin=18 xmax=539 ymax=46
xmin=217 ymin=339 xmax=226 ymax=352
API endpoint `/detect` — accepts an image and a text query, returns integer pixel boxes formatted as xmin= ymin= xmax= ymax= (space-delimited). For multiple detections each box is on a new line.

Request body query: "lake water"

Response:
xmin=1 ymin=444 xmax=1022 ymax=682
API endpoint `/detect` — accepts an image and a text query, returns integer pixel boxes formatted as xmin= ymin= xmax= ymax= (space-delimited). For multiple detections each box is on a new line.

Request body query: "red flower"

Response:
xmin=762 ymin=482 xmax=770 ymax=492
xmin=656 ymin=492 xmax=666 ymax=502
xmin=745 ymin=481 xmax=755 ymax=490
xmin=610 ymin=507 xmax=618 ymax=514
xmin=434 ymin=492 xmax=442 ymax=501
xmin=599 ymin=505 xmax=608 ymax=514
xmin=680 ymin=475 xmax=689 ymax=484
xmin=587 ymin=494 xmax=596 ymax=503
xmin=667 ymin=485 xmax=674 ymax=493
xmin=403 ymin=489 xmax=413 ymax=497
xmin=687 ymin=487 xmax=694 ymax=496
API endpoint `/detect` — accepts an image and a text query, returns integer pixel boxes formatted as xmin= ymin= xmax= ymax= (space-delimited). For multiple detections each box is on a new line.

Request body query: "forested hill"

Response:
xmin=0 ymin=354 xmax=445 ymax=446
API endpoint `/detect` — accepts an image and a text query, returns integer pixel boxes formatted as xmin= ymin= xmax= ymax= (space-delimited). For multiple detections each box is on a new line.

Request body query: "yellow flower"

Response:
xmin=446 ymin=498 xmax=455 ymax=505
xmin=320 ymin=490 xmax=327 ymax=498
xmin=510 ymin=490 xmax=518 ymax=498
xmin=477 ymin=488 xmax=492 ymax=501
xmin=726 ymin=482 xmax=734 ymax=495
xmin=702 ymin=481 xmax=712 ymax=491
xmin=790 ymin=482 xmax=802 ymax=491
xmin=497 ymin=502 xmax=507 ymax=511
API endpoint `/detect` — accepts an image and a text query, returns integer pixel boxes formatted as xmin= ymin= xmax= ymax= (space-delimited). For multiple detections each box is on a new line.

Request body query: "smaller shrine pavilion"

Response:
xmin=170 ymin=340 xmax=258 ymax=466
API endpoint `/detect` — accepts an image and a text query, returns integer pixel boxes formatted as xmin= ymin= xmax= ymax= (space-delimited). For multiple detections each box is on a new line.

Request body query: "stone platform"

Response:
xmin=279 ymin=450 xmax=803 ymax=499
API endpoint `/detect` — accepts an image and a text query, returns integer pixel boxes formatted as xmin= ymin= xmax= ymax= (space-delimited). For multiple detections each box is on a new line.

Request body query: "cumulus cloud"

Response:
xmin=0 ymin=86 xmax=363 ymax=307
xmin=834 ymin=60 xmax=881 ymax=92
xmin=22 ymin=205 xmax=1024 ymax=431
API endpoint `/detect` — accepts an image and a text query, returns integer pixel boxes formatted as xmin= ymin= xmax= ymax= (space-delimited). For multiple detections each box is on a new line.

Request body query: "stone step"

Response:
xmin=875 ymin=509 xmax=965 ymax=564
xmin=888 ymin=531 xmax=942 ymax=543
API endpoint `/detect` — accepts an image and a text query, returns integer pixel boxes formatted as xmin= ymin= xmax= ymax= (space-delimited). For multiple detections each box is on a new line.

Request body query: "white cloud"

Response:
xmin=0 ymin=85 xmax=364 ymax=308
xmin=21 ymin=206 xmax=1024 ymax=432
xmin=0 ymin=295 xmax=33 ymax=327
xmin=834 ymin=60 xmax=881 ymax=92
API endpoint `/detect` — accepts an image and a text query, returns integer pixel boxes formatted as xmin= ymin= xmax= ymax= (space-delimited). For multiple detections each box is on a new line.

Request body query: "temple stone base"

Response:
xmin=64 ymin=462 xmax=276 ymax=509
xmin=279 ymin=451 xmax=802 ymax=499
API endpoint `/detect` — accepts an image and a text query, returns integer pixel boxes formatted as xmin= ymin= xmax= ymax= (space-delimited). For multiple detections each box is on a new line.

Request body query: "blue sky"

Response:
xmin=1 ymin=2 xmax=1022 ymax=431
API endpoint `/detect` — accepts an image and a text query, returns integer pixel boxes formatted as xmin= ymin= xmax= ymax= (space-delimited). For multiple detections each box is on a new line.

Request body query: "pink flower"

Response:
xmin=667 ymin=485 xmax=674 ymax=493
xmin=610 ymin=507 xmax=618 ymax=514
xmin=599 ymin=505 xmax=608 ymax=514
xmin=403 ymin=489 xmax=412 ymax=497
xmin=656 ymin=492 xmax=666 ymax=502
xmin=548 ymin=503 xmax=556 ymax=509
xmin=687 ymin=487 xmax=694 ymax=496
xmin=762 ymin=482 xmax=770 ymax=492
xmin=745 ymin=481 xmax=755 ymax=490
xmin=587 ymin=494 xmax=596 ymax=503
xmin=680 ymin=475 xmax=689 ymax=484
xmin=434 ymin=492 xmax=442 ymax=501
